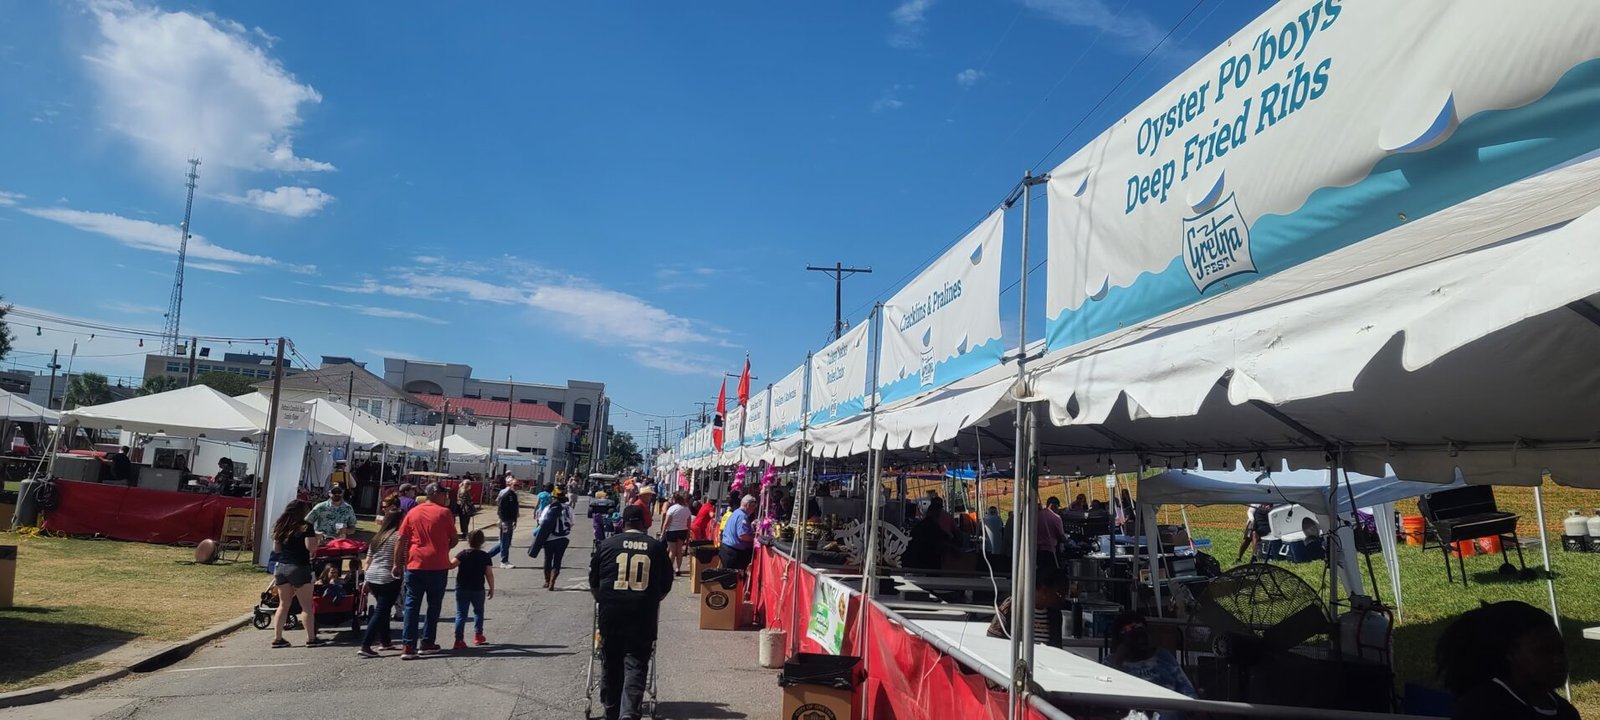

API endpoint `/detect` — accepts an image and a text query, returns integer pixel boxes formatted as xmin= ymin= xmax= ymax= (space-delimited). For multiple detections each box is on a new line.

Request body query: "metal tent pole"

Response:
xmin=858 ymin=304 xmax=885 ymax=695
xmin=1530 ymin=482 xmax=1568 ymax=698
xmin=1008 ymin=172 xmax=1043 ymax=719
xmin=790 ymin=353 xmax=814 ymax=658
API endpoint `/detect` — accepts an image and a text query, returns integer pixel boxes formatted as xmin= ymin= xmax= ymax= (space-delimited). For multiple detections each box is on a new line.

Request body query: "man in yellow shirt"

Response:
xmin=328 ymin=460 xmax=352 ymax=493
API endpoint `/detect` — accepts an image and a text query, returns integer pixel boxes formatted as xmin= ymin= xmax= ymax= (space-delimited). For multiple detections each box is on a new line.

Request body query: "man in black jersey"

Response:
xmin=589 ymin=504 xmax=673 ymax=720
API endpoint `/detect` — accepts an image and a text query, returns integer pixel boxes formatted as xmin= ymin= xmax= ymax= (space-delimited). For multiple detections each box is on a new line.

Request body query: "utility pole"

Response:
xmin=693 ymin=401 xmax=714 ymax=425
xmin=162 ymin=158 xmax=201 ymax=355
xmin=44 ymin=350 xmax=60 ymax=410
xmin=253 ymin=337 xmax=285 ymax=565
xmin=435 ymin=399 xmax=451 ymax=469
xmin=185 ymin=337 xmax=198 ymax=386
xmin=806 ymin=262 xmax=872 ymax=341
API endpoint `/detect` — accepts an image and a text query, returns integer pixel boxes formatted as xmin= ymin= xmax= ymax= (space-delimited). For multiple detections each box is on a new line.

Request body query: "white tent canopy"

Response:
xmin=0 ymin=388 xmax=58 ymax=424
xmin=230 ymin=394 xmax=358 ymax=445
xmin=1028 ymin=155 xmax=1600 ymax=487
xmin=1138 ymin=464 xmax=1467 ymax=515
xmin=441 ymin=434 xmax=488 ymax=462
xmin=62 ymin=385 xmax=269 ymax=442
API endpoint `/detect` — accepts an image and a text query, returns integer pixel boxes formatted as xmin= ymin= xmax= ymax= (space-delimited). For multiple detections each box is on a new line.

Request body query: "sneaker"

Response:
xmin=420 ymin=642 xmax=442 ymax=654
xmin=499 ymin=562 xmax=514 ymax=569
xmin=356 ymin=647 xmax=379 ymax=658
xmin=400 ymin=645 xmax=418 ymax=660
xmin=452 ymin=639 xmax=468 ymax=651
xmin=474 ymin=633 xmax=487 ymax=646
xmin=378 ymin=642 xmax=397 ymax=651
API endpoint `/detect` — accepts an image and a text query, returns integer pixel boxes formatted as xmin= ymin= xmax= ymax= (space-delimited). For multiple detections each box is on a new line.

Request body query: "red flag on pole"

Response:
xmin=737 ymin=355 xmax=751 ymax=407
xmin=712 ymin=379 xmax=727 ymax=451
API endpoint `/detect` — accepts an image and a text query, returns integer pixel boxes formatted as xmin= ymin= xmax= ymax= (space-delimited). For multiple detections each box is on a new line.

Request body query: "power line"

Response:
xmin=1028 ymin=0 xmax=1209 ymax=173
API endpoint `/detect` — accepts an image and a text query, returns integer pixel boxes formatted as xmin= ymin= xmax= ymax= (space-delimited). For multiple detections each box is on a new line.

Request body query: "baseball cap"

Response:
xmin=621 ymin=504 xmax=646 ymax=524
xmin=329 ymin=485 xmax=345 ymax=496
xmin=424 ymin=482 xmax=445 ymax=496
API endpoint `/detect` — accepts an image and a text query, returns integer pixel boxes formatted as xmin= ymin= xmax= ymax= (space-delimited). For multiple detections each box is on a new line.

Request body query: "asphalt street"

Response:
xmin=4 ymin=498 xmax=779 ymax=720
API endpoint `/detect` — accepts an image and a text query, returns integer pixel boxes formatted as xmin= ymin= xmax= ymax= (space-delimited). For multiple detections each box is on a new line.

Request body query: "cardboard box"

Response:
xmin=781 ymin=684 xmax=852 ymax=720
xmin=698 ymin=571 xmax=742 ymax=631
xmin=0 ymin=545 xmax=15 ymax=609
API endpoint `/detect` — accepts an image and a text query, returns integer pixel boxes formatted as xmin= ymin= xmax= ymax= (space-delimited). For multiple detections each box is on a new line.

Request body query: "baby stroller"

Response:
xmin=252 ymin=538 xmax=370 ymax=635
xmin=584 ymin=603 xmax=659 ymax=720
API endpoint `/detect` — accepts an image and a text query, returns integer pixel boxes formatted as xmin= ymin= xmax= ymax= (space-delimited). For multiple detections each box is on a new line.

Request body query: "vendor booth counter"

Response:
xmin=749 ymin=542 xmax=1442 ymax=720
xmin=41 ymin=479 xmax=253 ymax=545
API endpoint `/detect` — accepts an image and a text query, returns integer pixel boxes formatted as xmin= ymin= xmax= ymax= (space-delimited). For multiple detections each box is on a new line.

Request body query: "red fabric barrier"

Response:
xmin=751 ymin=544 xmax=1047 ymax=720
xmin=42 ymin=479 xmax=253 ymax=545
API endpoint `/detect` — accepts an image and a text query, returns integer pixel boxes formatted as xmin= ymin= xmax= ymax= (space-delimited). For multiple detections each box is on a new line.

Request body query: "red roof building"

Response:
xmin=416 ymin=395 xmax=567 ymax=425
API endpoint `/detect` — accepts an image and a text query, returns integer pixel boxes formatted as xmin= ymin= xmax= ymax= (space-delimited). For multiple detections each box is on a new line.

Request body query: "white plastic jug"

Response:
xmin=1587 ymin=509 xmax=1600 ymax=538
xmin=1564 ymin=509 xmax=1589 ymax=537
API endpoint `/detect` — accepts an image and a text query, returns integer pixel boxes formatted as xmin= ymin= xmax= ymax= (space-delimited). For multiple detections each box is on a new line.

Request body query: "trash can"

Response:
xmin=0 ymin=545 xmax=15 ymax=609
xmin=691 ymin=544 xmax=721 ymax=594
xmin=779 ymin=652 xmax=859 ymax=720
xmin=699 ymin=568 xmax=742 ymax=630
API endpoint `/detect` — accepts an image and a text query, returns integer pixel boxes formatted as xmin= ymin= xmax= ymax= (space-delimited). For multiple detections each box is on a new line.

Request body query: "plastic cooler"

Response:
xmin=779 ymin=653 xmax=859 ymax=720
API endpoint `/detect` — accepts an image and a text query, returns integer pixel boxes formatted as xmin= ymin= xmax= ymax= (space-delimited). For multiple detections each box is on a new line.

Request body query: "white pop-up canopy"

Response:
xmin=441 ymin=434 xmax=488 ymax=462
xmin=304 ymin=397 xmax=418 ymax=449
xmin=0 ymin=388 xmax=58 ymax=424
xmin=1139 ymin=464 xmax=1469 ymax=622
xmin=62 ymin=385 xmax=268 ymax=441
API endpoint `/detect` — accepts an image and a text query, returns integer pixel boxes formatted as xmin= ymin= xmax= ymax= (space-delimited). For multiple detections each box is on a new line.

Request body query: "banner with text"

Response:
xmin=879 ymin=209 xmax=1005 ymax=404
xmin=743 ymin=388 xmax=770 ymax=446
xmin=769 ymin=364 xmax=807 ymax=440
xmin=1045 ymin=0 xmax=1600 ymax=351
xmin=808 ymin=320 xmax=871 ymax=427
xmin=725 ymin=406 xmax=744 ymax=451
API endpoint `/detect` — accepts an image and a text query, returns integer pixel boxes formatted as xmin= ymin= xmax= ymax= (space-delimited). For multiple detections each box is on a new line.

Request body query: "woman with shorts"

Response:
xmin=661 ymin=492 xmax=693 ymax=575
xmin=270 ymin=500 xmax=327 ymax=648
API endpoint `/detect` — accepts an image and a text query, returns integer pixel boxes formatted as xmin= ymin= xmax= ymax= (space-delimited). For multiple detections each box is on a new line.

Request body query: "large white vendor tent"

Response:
xmin=62 ymin=385 xmax=269 ymax=441
xmin=0 ymin=388 xmax=58 ymax=424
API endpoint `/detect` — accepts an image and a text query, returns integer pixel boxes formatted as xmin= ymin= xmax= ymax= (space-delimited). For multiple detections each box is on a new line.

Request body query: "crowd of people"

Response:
xmin=260 ymin=465 xmax=1581 ymax=720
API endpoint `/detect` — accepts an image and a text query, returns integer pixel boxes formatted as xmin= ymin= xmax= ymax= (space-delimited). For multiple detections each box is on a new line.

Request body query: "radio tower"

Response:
xmin=161 ymin=158 xmax=201 ymax=355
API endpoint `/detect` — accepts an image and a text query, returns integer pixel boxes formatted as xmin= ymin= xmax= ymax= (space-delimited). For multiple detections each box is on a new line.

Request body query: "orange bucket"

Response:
xmin=1453 ymin=540 xmax=1477 ymax=557
xmin=1477 ymin=536 xmax=1501 ymax=554
xmin=1401 ymin=516 xmax=1426 ymax=546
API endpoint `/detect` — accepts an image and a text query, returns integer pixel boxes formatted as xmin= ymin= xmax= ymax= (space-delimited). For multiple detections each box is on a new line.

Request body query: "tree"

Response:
xmin=64 ymin=372 xmax=113 ymax=410
xmin=138 ymin=375 xmax=183 ymax=396
xmin=602 ymin=431 xmax=642 ymax=473
xmin=193 ymin=371 xmax=257 ymax=397
xmin=0 ymin=296 xmax=14 ymax=362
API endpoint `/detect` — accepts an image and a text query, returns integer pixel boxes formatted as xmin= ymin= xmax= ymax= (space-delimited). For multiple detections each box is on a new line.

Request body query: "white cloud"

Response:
xmin=222 ymin=186 xmax=334 ymax=218
xmin=526 ymin=284 xmax=707 ymax=346
xmin=365 ymin=348 xmax=429 ymax=362
xmin=83 ymin=0 xmax=332 ymax=175
xmin=629 ymin=349 xmax=725 ymax=378
xmin=0 ymin=191 xmax=24 ymax=207
xmin=99 ymin=301 xmax=165 ymax=315
xmin=1019 ymin=0 xmax=1170 ymax=51
xmin=872 ymin=88 xmax=906 ymax=113
xmin=889 ymin=0 xmax=935 ymax=49
xmin=259 ymin=296 xmax=445 ymax=324
xmin=324 ymin=258 xmax=726 ymax=373
xmin=187 ymin=261 xmax=243 ymax=274
xmin=654 ymin=265 xmax=721 ymax=290
xmin=20 ymin=206 xmax=314 ymax=273
xmin=956 ymin=68 xmax=986 ymax=88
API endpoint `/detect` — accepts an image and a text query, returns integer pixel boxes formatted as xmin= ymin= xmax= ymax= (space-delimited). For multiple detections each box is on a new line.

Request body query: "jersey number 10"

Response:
xmin=611 ymin=553 xmax=651 ymax=591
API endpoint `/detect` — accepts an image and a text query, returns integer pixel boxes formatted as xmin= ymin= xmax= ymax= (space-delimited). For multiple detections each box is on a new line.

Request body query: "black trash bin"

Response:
xmin=780 ymin=653 xmax=859 ymax=719
xmin=691 ymin=544 xmax=720 ymax=563
xmin=699 ymin=567 xmax=739 ymax=590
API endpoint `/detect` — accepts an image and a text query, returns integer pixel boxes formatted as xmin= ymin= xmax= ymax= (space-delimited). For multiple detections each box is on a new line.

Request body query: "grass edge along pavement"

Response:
xmin=0 ymin=530 xmax=266 ymax=697
xmin=0 ymin=507 xmax=506 ymax=698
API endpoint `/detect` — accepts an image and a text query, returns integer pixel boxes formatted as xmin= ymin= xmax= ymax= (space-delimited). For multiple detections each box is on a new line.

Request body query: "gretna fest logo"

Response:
xmin=1182 ymin=193 xmax=1255 ymax=291
xmin=792 ymin=703 xmax=839 ymax=720
xmin=706 ymin=591 xmax=729 ymax=610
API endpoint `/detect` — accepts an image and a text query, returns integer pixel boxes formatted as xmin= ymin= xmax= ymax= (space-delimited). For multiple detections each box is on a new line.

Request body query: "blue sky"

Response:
xmin=0 ymin=0 xmax=1270 ymax=443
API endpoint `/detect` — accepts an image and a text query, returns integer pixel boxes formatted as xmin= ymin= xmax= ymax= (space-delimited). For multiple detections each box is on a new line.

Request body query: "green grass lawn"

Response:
xmin=0 ymin=532 xmax=269 ymax=693
xmin=1190 ymin=527 xmax=1599 ymax=717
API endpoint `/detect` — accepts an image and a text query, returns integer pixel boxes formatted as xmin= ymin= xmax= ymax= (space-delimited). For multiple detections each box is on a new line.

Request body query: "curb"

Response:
xmin=0 ymin=613 xmax=252 ymax=710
